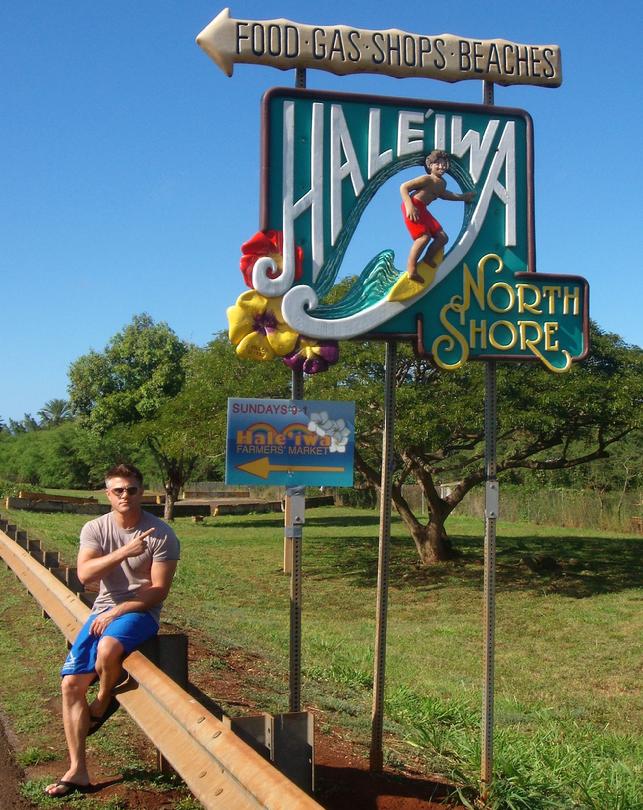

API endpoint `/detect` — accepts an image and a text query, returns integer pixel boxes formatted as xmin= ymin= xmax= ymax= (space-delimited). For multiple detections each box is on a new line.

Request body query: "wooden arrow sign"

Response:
xmin=197 ymin=8 xmax=562 ymax=87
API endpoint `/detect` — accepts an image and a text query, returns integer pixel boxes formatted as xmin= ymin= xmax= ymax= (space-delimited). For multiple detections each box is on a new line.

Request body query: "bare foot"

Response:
xmin=407 ymin=272 xmax=423 ymax=282
xmin=89 ymin=692 xmax=111 ymax=719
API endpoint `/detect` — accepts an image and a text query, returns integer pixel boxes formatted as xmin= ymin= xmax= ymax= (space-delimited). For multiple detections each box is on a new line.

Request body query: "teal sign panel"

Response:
xmin=258 ymin=88 xmax=588 ymax=372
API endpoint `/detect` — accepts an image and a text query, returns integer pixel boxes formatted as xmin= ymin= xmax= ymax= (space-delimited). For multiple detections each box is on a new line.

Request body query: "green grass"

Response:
xmin=17 ymin=747 xmax=58 ymax=767
xmin=21 ymin=779 xmax=128 ymax=810
xmin=2 ymin=505 xmax=642 ymax=808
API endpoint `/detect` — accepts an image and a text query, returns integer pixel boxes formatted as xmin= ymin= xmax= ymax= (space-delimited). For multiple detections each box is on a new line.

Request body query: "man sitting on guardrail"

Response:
xmin=45 ymin=463 xmax=180 ymax=799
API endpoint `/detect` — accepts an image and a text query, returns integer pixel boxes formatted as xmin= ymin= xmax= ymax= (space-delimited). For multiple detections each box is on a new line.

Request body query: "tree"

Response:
xmin=68 ymin=313 xmax=190 ymax=518
xmin=22 ymin=413 xmax=40 ymax=432
xmin=309 ymin=323 xmax=642 ymax=565
xmin=38 ymin=398 xmax=72 ymax=427
xmin=0 ymin=423 xmax=91 ymax=488
xmin=140 ymin=333 xmax=292 ymax=490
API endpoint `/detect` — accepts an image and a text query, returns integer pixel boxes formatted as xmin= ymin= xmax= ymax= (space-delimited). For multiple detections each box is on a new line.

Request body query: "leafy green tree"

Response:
xmin=172 ymin=333 xmax=291 ymax=454
xmin=309 ymin=323 xmax=642 ymax=565
xmin=38 ymin=398 xmax=72 ymax=427
xmin=68 ymin=313 xmax=190 ymax=518
xmin=21 ymin=413 xmax=40 ymax=432
xmin=138 ymin=334 xmax=291 ymax=491
xmin=0 ymin=423 xmax=90 ymax=488
xmin=71 ymin=423 xmax=148 ymax=488
xmin=69 ymin=313 xmax=187 ymax=429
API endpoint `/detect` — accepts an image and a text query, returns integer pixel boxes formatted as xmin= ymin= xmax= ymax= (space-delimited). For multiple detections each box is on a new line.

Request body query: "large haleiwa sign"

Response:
xmin=226 ymin=88 xmax=588 ymax=373
xmin=200 ymin=10 xmax=587 ymax=375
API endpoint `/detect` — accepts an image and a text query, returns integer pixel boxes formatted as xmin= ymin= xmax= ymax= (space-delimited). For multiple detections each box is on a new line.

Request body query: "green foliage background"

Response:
xmin=1 ymin=314 xmax=640 ymax=536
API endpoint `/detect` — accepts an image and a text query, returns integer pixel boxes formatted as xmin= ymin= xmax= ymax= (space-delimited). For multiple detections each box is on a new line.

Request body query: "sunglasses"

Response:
xmin=109 ymin=486 xmax=140 ymax=496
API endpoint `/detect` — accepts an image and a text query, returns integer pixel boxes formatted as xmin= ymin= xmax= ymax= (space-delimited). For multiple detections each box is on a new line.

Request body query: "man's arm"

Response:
xmin=88 ymin=560 xmax=178 ymax=636
xmin=439 ymin=188 xmax=475 ymax=203
xmin=400 ymin=175 xmax=426 ymax=220
xmin=77 ymin=528 xmax=155 ymax=585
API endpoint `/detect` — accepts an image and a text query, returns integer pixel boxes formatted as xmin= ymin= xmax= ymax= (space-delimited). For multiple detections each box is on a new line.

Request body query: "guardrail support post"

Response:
xmin=139 ymin=633 xmax=189 ymax=773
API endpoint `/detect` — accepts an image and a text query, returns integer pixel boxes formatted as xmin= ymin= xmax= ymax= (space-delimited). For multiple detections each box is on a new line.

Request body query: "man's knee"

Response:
xmin=61 ymin=674 xmax=92 ymax=700
xmin=95 ymin=636 xmax=125 ymax=669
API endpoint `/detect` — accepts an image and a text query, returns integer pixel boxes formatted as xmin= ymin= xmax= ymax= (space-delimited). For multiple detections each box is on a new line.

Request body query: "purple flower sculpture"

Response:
xmin=283 ymin=338 xmax=340 ymax=375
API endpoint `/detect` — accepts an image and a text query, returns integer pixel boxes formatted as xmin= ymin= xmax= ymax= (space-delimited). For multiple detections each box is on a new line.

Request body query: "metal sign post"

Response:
xmin=286 ymin=62 xmax=306 ymax=711
xmin=370 ymin=340 xmax=397 ymax=772
xmin=287 ymin=480 xmax=305 ymax=713
xmin=481 ymin=79 xmax=499 ymax=794
xmin=482 ymin=359 xmax=498 ymax=789
xmin=226 ymin=389 xmax=354 ymax=714
xmin=287 ymin=363 xmax=305 ymax=711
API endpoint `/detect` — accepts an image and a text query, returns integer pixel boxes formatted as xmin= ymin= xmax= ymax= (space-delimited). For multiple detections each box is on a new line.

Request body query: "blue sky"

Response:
xmin=2 ymin=0 xmax=641 ymax=422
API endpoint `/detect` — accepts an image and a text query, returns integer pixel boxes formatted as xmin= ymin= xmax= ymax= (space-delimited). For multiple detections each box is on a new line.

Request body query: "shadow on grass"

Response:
xmin=315 ymin=762 xmax=454 ymax=810
xmin=215 ymin=516 xmax=284 ymax=529
xmin=216 ymin=514 xmax=381 ymax=530
xmin=304 ymin=514 xmax=382 ymax=528
xmin=306 ymin=524 xmax=643 ymax=599
xmin=119 ymin=765 xmax=185 ymax=790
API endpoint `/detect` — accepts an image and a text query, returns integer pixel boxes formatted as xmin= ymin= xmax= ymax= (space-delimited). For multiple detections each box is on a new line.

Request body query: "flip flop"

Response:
xmin=87 ymin=695 xmax=120 ymax=736
xmin=112 ymin=672 xmax=133 ymax=693
xmin=44 ymin=779 xmax=92 ymax=798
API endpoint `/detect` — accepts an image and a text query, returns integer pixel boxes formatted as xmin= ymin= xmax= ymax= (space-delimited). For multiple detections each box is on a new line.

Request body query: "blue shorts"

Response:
xmin=61 ymin=610 xmax=158 ymax=676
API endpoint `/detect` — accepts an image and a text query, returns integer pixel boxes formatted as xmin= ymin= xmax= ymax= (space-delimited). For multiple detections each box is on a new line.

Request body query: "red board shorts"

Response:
xmin=402 ymin=197 xmax=442 ymax=240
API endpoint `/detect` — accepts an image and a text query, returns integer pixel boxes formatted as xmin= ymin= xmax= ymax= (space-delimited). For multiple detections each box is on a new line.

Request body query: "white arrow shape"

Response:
xmin=196 ymin=8 xmax=235 ymax=77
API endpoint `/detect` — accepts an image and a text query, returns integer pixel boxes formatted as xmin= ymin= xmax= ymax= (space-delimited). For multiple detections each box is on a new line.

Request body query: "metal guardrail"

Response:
xmin=0 ymin=524 xmax=323 ymax=810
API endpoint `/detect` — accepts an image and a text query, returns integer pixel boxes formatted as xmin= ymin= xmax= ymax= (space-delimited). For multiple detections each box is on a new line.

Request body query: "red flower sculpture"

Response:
xmin=240 ymin=230 xmax=304 ymax=290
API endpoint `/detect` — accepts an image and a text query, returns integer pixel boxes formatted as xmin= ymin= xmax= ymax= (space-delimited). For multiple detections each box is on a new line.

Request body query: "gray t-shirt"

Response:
xmin=80 ymin=510 xmax=180 ymax=624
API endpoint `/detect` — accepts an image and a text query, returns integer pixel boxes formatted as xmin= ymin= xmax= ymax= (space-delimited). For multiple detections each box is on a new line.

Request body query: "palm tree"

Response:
xmin=22 ymin=413 xmax=40 ymax=431
xmin=38 ymin=398 xmax=72 ymax=427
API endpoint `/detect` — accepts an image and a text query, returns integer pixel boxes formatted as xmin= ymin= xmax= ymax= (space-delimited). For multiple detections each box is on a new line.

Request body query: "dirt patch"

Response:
xmin=0 ymin=712 xmax=32 ymax=809
xmin=177 ymin=625 xmax=465 ymax=810
xmin=313 ymin=726 xmax=459 ymax=809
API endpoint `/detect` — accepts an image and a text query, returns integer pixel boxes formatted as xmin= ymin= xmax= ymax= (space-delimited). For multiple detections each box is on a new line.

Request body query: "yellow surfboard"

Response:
xmin=387 ymin=249 xmax=443 ymax=304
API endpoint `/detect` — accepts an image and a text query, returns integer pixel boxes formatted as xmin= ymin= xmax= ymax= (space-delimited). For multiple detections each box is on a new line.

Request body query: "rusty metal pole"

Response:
xmin=481 ymin=79 xmax=499 ymax=794
xmin=285 ymin=66 xmax=307 ymax=713
xmin=288 ymin=369 xmax=305 ymax=713
xmin=370 ymin=340 xmax=397 ymax=771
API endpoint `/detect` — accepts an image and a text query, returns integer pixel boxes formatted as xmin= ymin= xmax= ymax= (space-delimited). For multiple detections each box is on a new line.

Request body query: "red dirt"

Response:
xmin=182 ymin=629 xmax=464 ymax=810
xmin=314 ymin=731 xmax=459 ymax=809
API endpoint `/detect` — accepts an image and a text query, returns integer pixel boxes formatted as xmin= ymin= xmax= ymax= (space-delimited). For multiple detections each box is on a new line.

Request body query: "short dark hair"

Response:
xmin=424 ymin=149 xmax=450 ymax=174
xmin=105 ymin=463 xmax=143 ymax=488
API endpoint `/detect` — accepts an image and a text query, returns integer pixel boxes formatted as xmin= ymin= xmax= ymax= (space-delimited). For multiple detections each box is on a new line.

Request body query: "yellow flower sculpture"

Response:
xmin=227 ymin=291 xmax=299 ymax=361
